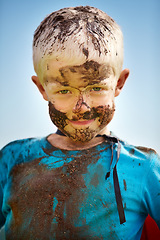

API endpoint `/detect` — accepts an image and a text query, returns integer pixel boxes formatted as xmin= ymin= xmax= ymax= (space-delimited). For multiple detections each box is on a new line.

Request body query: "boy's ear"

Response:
xmin=115 ymin=69 xmax=130 ymax=97
xmin=31 ymin=76 xmax=48 ymax=101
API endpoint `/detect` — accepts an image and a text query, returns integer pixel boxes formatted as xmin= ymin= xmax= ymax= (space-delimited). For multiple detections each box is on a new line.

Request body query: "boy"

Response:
xmin=0 ymin=6 xmax=160 ymax=240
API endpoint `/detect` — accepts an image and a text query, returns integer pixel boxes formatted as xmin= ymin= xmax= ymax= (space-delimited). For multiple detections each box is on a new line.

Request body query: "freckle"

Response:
xmin=47 ymin=64 xmax=49 ymax=70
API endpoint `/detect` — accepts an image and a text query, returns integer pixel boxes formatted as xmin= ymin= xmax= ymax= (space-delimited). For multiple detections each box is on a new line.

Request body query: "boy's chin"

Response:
xmin=59 ymin=127 xmax=101 ymax=142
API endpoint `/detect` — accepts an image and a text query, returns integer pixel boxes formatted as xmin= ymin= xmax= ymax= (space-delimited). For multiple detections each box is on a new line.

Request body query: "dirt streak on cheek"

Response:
xmin=48 ymin=101 xmax=68 ymax=129
xmin=96 ymin=103 xmax=115 ymax=127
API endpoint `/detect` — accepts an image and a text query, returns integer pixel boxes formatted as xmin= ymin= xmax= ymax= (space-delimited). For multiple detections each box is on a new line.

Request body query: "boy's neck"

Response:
xmin=47 ymin=128 xmax=110 ymax=150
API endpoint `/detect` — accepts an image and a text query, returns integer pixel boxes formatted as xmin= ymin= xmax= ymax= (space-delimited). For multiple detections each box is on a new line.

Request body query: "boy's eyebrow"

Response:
xmin=45 ymin=76 xmax=111 ymax=89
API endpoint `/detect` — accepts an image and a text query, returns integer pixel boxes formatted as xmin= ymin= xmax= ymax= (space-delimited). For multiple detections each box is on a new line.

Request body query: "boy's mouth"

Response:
xmin=69 ymin=119 xmax=95 ymax=126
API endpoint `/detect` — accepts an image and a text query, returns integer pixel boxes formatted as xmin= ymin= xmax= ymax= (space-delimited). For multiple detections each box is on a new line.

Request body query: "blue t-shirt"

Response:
xmin=0 ymin=135 xmax=160 ymax=239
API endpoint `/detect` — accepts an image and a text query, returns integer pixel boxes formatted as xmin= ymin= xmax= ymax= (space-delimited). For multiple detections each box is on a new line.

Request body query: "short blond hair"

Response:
xmin=33 ymin=6 xmax=124 ymax=84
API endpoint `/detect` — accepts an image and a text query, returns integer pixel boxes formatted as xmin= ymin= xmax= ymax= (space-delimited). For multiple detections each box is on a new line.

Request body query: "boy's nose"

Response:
xmin=73 ymin=95 xmax=90 ymax=113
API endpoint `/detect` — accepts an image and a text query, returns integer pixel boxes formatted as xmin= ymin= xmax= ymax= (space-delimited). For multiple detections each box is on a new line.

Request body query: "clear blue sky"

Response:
xmin=0 ymin=0 xmax=160 ymax=154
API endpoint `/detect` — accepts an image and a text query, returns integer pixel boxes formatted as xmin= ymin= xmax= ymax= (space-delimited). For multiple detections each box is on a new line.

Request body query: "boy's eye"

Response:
xmin=92 ymin=87 xmax=102 ymax=91
xmin=59 ymin=90 xmax=70 ymax=94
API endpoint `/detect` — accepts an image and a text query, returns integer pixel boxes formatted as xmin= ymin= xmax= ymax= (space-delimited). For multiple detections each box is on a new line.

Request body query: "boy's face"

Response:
xmin=33 ymin=60 xmax=129 ymax=142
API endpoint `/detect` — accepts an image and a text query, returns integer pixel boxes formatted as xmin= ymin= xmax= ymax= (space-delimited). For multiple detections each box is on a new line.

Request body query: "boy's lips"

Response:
xmin=69 ymin=119 xmax=95 ymax=126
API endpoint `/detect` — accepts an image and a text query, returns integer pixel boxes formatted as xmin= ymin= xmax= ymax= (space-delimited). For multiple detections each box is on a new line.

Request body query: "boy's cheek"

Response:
xmin=95 ymin=102 xmax=115 ymax=127
xmin=48 ymin=102 xmax=68 ymax=129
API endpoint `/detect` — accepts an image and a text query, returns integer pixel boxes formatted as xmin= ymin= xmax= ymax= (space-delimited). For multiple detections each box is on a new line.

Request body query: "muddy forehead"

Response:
xmin=45 ymin=60 xmax=114 ymax=86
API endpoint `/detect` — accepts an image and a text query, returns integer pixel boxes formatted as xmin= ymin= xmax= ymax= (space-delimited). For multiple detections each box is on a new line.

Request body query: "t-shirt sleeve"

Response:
xmin=141 ymin=152 xmax=160 ymax=228
xmin=0 ymin=143 xmax=13 ymax=229
xmin=0 ymin=184 xmax=6 ymax=228
xmin=0 ymin=147 xmax=7 ymax=229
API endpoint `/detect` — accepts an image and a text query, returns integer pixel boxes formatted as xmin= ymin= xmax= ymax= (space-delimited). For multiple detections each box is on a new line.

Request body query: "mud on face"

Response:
xmin=48 ymin=101 xmax=115 ymax=141
xmin=59 ymin=61 xmax=114 ymax=84
xmin=44 ymin=60 xmax=114 ymax=87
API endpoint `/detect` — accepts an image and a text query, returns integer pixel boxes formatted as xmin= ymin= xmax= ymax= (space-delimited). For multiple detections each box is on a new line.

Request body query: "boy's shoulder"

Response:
xmin=1 ymin=137 xmax=42 ymax=154
xmin=120 ymin=138 xmax=159 ymax=166
xmin=122 ymin=139 xmax=157 ymax=155
xmin=117 ymin=140 xmax=160 ymax=189
xmin=110 ymin=132 xmax=158 ymax=160
xmin=0 ymin=136 xmax=49 ymax=166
